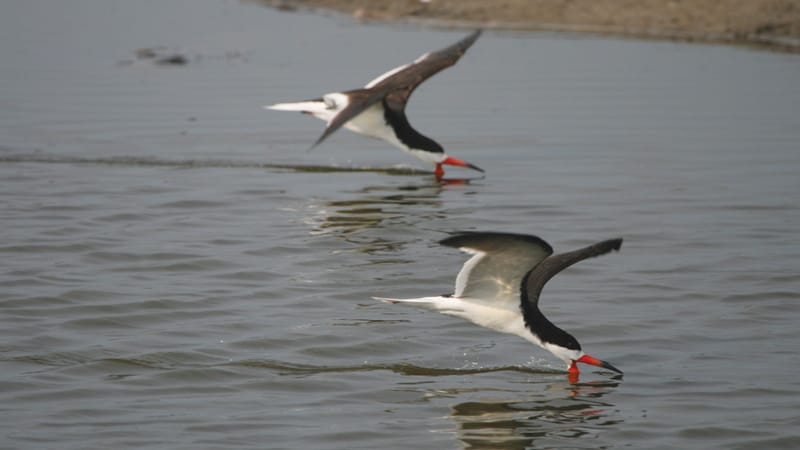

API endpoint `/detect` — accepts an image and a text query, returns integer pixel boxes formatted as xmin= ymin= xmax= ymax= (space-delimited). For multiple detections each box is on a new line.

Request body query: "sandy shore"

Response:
xmin=257 ymin=0 xmax=800 ymax=51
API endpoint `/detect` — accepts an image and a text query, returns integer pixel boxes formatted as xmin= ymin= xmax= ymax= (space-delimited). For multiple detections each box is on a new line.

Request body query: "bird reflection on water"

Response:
xmin=305 ymin=179 xmax=477 ymax=253
xmin=247 ymin=360 xmax=623 ymax=449
xmin=440 ymin=378 xmax=622 ymax=450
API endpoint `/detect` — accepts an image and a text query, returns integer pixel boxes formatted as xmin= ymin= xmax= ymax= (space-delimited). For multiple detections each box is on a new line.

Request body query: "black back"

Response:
xmin=312 ymin=30 xmax=482 ymax=149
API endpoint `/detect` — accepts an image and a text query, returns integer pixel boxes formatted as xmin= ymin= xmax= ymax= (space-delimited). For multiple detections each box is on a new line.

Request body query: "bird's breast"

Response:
xmin=343 ymin=103 xmax=406 ymax=148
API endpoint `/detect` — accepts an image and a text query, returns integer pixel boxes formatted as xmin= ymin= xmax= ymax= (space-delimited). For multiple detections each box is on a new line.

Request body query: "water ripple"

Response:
xmin=0 ymin=152 xmax=433 ymax=175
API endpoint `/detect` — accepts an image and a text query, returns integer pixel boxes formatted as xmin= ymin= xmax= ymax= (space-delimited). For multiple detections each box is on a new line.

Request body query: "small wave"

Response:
xmin=0 ymin=153 xmax=432 ymax=175
xmin=229 ymin=359 xmax=561 ymax=377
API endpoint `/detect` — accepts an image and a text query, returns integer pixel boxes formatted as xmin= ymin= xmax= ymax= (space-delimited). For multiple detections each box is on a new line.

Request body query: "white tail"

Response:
xmin=372 ymin=296 xmax=460 ymax=311
xmin=265 ymin=101 xmax=327 ymax=113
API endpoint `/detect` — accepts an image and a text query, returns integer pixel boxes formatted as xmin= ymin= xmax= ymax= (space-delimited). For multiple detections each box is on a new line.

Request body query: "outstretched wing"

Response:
xmin=440 ymin=232 xmax=553 ymax=304
xmin=524 ymin=238 xmax=623 ymax=306
xmin=312 ymin=30 xmax=482 ymax=148
xmin=374 ymin=30 xmax=482 ymax=113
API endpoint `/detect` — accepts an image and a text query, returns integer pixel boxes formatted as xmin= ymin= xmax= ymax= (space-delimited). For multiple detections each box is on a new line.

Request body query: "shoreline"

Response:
xmin=257 ymin=0 xmax=800 ymax=52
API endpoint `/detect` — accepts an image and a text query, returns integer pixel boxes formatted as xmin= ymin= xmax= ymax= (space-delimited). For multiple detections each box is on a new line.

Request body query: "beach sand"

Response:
xmin=258 ymin=0 xmax=800 ymax=51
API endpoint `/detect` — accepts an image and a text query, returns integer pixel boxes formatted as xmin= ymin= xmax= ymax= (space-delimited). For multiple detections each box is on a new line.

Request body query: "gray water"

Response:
xmin=1 ymin=0 xmax=799 ymax=448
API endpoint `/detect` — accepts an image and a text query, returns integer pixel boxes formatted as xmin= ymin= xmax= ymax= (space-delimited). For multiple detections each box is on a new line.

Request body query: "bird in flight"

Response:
xmin=266 ymin=31 xmax=484 ymax=180
xmin=375 ymin=232 xmax=624 ymax=380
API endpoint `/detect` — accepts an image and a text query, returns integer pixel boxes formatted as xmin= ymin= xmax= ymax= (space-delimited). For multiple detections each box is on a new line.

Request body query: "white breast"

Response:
xmin=342 ymin=102 xmax=407 ymax=150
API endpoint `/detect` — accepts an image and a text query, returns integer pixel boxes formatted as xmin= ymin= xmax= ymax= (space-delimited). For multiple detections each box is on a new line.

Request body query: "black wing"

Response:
xmin=377 ymin=29 xmax=482 ymax=113
xmin=311 ymin=30 xmax=482 ymax=149
xmin=524 ymin=238 xmax=623 ymax=306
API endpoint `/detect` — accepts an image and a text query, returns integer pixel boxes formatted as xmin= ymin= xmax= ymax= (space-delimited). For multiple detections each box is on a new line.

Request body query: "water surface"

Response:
xmin=1 ymin=0 xmax=799 ymax=449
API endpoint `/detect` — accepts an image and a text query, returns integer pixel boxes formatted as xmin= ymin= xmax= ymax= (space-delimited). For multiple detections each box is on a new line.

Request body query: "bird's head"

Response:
xmin=543 ymin=343 xmax=622 ymax=377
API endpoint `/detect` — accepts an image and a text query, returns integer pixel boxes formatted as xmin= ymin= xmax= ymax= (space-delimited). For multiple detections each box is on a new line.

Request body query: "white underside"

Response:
xmin=374 ymin=295 xmax=583 ymax=368
xmin=266 ymin=93 xmax=447 ymax=165
xmin=377 ymin=295 xmax=529 ymax=337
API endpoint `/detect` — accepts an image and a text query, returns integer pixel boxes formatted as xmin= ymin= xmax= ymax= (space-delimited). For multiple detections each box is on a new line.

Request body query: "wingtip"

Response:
xmin=309 ymin=127 xmax=335 ymax=150
xmin=595 ymin=238 xmax=623 ymax=255
xmin=310 ymin=135 xmax=329 ymax=151
xmin=463 ymin=29 xmax=482 ymax=47
xmin=445 ymin=29 xmax=482 ymax=55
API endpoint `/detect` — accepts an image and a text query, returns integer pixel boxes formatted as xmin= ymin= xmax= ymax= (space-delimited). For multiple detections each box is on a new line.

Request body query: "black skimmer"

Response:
xmin=266 ymin=30 xmax=484 ymax=180
xmin=375 ymin=232 xmax=624 ymax=379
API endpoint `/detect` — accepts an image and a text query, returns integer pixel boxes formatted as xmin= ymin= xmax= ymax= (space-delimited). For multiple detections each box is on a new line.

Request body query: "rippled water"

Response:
xmin=2 ymin=0 xmax=799 ymax=449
